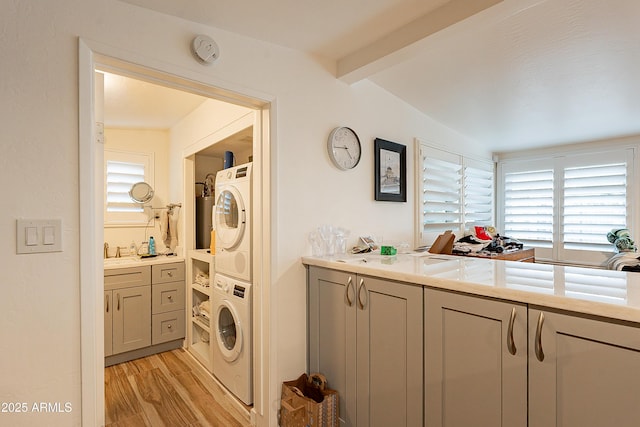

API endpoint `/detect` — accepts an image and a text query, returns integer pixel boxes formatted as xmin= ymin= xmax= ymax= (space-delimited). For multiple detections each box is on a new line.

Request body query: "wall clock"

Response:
xmin=327 ymin=126 xmax=362 ymax=170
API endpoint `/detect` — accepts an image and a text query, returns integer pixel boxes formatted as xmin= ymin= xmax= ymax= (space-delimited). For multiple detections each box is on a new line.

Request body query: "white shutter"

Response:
xmin=503 ymin=168 xmax=554 ymax=247
xmin=562 ymin=162 xmax=627 ymax=251
xmin=106 ymin=160 xmax=145 ymax=213
xmin=416 ymin=141 xmax=494 ymax=245
xmin=420 ymin=152 xmax=462 ymax=235
xmin=464 ymin=159 xmax=494 ymax=227
xmin=104 ymin=149 xmax=154 ymax=226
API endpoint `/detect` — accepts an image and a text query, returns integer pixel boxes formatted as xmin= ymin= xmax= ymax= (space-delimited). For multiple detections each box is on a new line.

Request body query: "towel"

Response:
xmin=167 ymin=210 xmax=179 ymax=250
xmin=160 ymin=210 xmax=170 ymax=246
xmin=160 ymin=209 xmax=179 ymax=250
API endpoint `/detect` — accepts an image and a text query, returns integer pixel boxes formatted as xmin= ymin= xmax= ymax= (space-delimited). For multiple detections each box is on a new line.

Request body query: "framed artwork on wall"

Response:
xmin=374 ymin=138 xmax=406 ymax=202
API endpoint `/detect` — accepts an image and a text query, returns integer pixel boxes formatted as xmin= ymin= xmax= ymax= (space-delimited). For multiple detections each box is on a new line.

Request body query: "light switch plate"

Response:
xmin=16 ymin=219 xmax=62 ymax=254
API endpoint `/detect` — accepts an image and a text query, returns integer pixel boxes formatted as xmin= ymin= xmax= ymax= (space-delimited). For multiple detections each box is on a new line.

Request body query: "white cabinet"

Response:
xmin=187 ymin=249 xmax=215 ymax=371
xmin=529 ymin=308 xmax=640 ymax=427
xmin=308 ymin=266 xmax=423 ymax=427
xmin=151 ymin=263 xmax=186 ymax=345
xmin=104 ymin=262 xmax=185 ymax=366
xmin=112 ymin=285 xmax=152 ymax=354
xmin=425 ymin=287 xmax=640 ymax=427
xmin=104 ymin=266 xmax=151 ymax=359
xmin=424 ymin=288 xmax=527 ymax=427
xmin=104 ymin=290 xmax=113 ymax=357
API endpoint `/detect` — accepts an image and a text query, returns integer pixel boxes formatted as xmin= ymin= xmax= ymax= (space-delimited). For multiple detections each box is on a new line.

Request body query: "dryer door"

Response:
xmin=214 ymin=186 xmax=246 ymax=250
xmin=215 ymin=299 xmax=243 ymax=362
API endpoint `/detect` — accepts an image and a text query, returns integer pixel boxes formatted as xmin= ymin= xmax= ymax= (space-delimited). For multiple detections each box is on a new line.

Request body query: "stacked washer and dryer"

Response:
xmin=212 ymin=163 xmax=253 ymax=405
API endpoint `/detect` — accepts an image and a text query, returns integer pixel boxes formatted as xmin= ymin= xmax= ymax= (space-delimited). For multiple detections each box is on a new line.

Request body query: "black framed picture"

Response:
xmin=374 ymin=138 xmax=406 ymax=202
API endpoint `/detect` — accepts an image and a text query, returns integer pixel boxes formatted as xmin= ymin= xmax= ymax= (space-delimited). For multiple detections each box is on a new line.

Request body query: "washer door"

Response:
xmin=216 ymin=300 xmax=243 ymax=362
xmin=215 ymin=186 xmax=246 ymax=250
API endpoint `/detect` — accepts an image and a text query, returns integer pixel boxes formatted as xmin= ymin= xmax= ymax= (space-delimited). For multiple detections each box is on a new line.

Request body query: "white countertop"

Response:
xmin=103 ymin=254 xmax=184 ymax=270
xmin=302 ymin=253 xmax=640 ymax=323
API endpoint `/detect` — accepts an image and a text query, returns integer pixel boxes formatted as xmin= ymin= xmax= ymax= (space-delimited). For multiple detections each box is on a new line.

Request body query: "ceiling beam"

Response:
xmin=337 ymin=0 xmax=503 ymax=84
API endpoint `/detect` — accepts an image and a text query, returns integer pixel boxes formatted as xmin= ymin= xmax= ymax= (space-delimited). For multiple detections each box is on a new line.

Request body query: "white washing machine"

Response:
xmin=212 ymin=273 xmax=253 ymax=405
xmin=214 ymin=163 xmax=252 ymax=281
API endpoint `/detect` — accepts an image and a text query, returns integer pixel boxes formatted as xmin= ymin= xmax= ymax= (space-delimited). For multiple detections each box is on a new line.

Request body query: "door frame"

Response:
xmin=78 ymin=38 xmax=273 ymax=426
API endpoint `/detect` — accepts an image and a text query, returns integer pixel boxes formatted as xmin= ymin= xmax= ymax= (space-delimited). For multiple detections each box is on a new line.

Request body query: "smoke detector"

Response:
xmin=191 ymin=35 xmax=219 ymax=65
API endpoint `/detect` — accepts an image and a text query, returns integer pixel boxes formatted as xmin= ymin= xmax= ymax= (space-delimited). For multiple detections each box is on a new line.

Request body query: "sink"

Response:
xmin=103 ymin=256 xmax=141 ymax=266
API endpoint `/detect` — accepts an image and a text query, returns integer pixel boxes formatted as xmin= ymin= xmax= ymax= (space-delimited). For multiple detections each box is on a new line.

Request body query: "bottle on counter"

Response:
xmin=129 ymin=241 xmax=137 ymax=256
xmin=149 ymin=236 xmax=156 ymax=255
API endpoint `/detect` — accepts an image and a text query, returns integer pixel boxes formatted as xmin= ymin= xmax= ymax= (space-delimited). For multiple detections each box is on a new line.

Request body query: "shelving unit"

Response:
xmin=187 ymin=249 xmax=215 ymax=372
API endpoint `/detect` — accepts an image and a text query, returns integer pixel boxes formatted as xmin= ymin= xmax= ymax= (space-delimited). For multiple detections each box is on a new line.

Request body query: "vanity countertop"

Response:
xmin=302 ymin=253 xmax=640 ymax=324
xmin=104 ymin=254 xmax=184 ymax=270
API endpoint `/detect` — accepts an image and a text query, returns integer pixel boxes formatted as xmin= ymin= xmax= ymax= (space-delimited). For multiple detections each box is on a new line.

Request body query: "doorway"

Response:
xmin=79 ymin=39 xmax=272 ymax=426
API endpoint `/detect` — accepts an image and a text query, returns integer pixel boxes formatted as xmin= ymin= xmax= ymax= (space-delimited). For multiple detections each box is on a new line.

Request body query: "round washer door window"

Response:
xmin=215 ymin=187 xmax=245 ymax=250
xmin=216 ymin=302 xmax=242 ymax=362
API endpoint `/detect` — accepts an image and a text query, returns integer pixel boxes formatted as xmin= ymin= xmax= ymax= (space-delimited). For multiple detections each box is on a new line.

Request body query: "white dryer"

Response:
xmin=212 ymin=273 xmax=253 ymax=405
xmin=214 ymin=163 xmax=252 ymax=281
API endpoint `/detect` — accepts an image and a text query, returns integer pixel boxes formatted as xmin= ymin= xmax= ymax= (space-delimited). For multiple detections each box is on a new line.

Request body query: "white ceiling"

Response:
xmin=116 ymin=0 xmax=640 ymax=152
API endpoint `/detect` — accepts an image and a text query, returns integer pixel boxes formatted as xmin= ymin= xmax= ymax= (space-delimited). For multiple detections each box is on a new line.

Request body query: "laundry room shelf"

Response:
xmin=187 ymin=249 xmax=215 ymax=373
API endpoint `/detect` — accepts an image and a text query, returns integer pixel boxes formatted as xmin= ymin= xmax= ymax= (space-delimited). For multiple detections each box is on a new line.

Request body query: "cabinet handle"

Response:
xmin=168 ymin=271 xmax=173 ymax=277
xmin=105 ymin=294 xmax=110 ymax=313
xmin=168 ymin=295 xmax=173 ymax=300
xmin=535 ymin=312 xmax=545 ymax=362
xmin=167 ymin=324 xmax=172 ymax=329
xmin=357 ymin=279 xmax=366 ymax=310
xmin=345 ymin=277 xmax=354 ymax=307
xmin=507 ymin=307 xmax=517 ymax=355
xmin=117 ymin=293 xmax=120 ymax=311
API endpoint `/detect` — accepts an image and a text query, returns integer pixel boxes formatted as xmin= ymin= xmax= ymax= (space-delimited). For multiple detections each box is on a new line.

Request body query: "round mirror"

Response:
xmin=129 ymin=182 xmax=155 ymax=204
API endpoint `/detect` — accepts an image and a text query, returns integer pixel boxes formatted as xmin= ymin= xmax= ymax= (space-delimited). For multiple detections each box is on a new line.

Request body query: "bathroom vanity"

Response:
xmin=304 ymin=254 xmax=640 ymax=427
xmin=104 ymin=258 xmax=185 ymax=366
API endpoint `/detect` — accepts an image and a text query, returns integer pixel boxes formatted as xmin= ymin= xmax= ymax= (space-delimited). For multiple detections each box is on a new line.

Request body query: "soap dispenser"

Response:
xmin=129 ymin=241 xmax=137 ymax=256
xmin=149 ymin=236 xmax=156 ymax=255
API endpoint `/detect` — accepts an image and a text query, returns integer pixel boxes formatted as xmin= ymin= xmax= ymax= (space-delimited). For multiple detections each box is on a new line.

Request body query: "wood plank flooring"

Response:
xmin=105 ymin=348 xmax=252 ymax=427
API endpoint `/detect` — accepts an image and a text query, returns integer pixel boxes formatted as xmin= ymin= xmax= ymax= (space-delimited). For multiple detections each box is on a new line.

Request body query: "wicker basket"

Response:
xmin=280 ymin=373 xmax=338 ymax=427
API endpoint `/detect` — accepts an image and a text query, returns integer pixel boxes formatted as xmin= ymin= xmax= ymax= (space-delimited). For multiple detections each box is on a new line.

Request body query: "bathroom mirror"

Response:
xmin=129 ymin=182 xmax=155 ymax=204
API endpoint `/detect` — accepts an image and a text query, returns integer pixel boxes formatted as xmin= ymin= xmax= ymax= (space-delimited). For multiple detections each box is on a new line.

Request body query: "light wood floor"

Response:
xmin=105 ymin=348 xmax=252 ymax=427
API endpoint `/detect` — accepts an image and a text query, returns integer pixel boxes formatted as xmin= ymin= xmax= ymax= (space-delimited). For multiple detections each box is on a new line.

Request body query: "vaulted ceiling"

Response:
xmin=117 ymin=0 xmax=640 ymax=152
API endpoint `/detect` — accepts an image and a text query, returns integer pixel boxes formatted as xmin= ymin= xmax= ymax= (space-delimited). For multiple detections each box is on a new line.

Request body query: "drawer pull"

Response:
xmin=507 ymin=307 xmax=517 ymax=355
xmin=168 ymin=295 xmax=173 ymax=300
xmin=167 ymin=324 xmax=172 ymax=329
xmin=535 ymin=312 xmax=545 ymax=362
xmin=345 ymin=277 xmax=354 ymax=307
xmin=167 ymin=271 xmax=173 ymax=277
xmin=105 ymin=294 xmax=110 ymax=313
xmin=357 ymin=279 xmax=367 ymax=310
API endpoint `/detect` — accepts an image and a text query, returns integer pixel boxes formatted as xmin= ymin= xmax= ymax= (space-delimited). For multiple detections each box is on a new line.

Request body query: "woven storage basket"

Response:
xmin=280 ymin=373 xmax=338 ymax=427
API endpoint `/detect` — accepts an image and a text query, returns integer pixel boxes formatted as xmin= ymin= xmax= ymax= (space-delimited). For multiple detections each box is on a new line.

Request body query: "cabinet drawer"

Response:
xmin=152 ymin=281 xmax=185 ymax=314
xmin=104 ymin=266 xmax=151 ymax=290
xmin=152 ymin=310 xmax=185 ymax=345
xmin=152 ymin=262 xmax=185 ymax=284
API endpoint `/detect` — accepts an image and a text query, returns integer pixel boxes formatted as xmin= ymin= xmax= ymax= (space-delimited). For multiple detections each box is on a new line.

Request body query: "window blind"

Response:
xmin=562 ymin=163 xmax=627 ymax=251
xmin=421 ymin=155 xmax=462 ymax=234
xmin=503 ymin=169 xmax=554 ymax=247
xmin=106 ymin=160 xmax=146 ymax=213
xmin=464 ymin=161 xmax=494 ymax=227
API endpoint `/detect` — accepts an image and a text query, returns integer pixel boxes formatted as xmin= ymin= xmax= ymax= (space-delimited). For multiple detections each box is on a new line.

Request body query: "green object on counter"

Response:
xmin=380 ymin=246 xmax=397 ymax=256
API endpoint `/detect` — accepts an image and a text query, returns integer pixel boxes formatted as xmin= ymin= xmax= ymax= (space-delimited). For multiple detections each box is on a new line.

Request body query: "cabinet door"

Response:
xmin=308 ymin=267 xmax=357 ymax=427
xmin=356 ymin=276 xmax=423 ymax=427
xmin=425 ymin=289 xmax=527 ymax=427
xmin=104 ymin=290 xmax=113 ymax=357
xmin=529 ymin=309 xmax=640 ymax=427
xmin=112 ymin=285 xmax=151 ymax=354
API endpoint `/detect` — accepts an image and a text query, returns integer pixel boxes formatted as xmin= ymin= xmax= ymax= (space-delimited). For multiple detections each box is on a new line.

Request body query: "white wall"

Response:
xmin=0 ymin=1 xmax=488 ymax=425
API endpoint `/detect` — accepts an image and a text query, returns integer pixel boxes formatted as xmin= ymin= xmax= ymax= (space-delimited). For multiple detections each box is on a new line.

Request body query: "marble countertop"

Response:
xmin=302 ymin=253 xmax=640 ymax=323
xmin=104 ymin=254 xmax=184 ymax=270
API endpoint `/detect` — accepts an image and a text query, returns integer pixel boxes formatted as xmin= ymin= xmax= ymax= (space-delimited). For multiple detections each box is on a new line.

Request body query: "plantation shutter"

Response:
xmin=106 ymin=160 xmax=146 ymax=213
xmin=420 ymin=148 xmax=462 ymax=236
xmin=562 ymin=162 xmax=627 ymax=251
xmin=503 ymin=168 xmax=554 ymax=247
xmin=417 ymin=141 xmax=494 ymax=245
xmin=464 ymin=159 xmax=494 ymax=227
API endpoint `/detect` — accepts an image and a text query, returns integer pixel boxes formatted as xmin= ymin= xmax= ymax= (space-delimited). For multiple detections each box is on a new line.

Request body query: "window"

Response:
xmin=104 ymin=149 xmax=154 ymax=226
xmin=498 ymin=148 xmax=634 ymax=266
xmin=416 ymin=141 xmax=494 ymax=246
